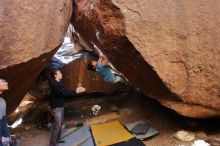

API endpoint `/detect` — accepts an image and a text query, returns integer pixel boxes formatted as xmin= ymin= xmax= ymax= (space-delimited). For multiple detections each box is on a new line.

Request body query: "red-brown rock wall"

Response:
xmin=0 ymin=0 xmax=72 ymax=113
xmin=0 ymin=0 xmax=72 ymax=69
xmin=1 ymin=48 xmax=58 ymax=114
xmin=72 ymin=0 xmax=220 ymax=118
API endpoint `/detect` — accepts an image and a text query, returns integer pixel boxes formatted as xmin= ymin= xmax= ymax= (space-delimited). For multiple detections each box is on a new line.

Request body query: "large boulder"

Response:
xmin=72 ymin=0 xmax=220 ymax=118
xmin=0 ymin=0 xmax=72 ymax=113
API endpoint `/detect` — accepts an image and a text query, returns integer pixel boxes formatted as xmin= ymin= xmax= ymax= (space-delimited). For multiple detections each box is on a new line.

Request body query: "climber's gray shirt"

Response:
xmin=0 ymin=97 xmax=6 ymax=120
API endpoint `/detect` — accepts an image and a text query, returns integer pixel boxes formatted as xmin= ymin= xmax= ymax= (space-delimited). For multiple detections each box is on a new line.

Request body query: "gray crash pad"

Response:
xmin=57 ymin=125 xmax=94 ymax=146
xmin=125 ymin=120 xmax=159 ymax=140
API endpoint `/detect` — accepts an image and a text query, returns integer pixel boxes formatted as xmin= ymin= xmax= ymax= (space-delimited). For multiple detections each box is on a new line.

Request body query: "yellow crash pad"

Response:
xmin=91 ymin=121 xmax=134 ymax=146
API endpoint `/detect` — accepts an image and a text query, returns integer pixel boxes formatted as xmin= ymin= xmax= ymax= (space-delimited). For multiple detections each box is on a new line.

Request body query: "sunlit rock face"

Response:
xmin=0 ymin=0 xmax=72 ymax=69
xmin=0 ymin=0 xmax=72 ymax=113
xmin=72 ymin=0 xmax=220 ymax=118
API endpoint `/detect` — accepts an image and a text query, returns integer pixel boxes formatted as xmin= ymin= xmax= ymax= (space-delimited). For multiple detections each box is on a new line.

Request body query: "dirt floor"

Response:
xmin=9 ymin=90 xmax=220 ymax=146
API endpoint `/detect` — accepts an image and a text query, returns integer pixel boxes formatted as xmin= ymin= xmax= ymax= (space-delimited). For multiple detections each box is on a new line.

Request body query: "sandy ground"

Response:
xmin=9 ymin=91 xmax=220 ymax=146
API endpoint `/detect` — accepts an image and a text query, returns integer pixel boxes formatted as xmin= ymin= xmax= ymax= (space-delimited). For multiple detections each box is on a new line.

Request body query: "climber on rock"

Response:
xmin=87 ymin=46 xmax=126 ymax=84
xmin=87 ymin=46 xmax=136 ymax=112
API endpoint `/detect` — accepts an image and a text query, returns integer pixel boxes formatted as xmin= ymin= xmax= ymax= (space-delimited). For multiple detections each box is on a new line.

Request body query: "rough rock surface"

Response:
xmin=0 ymin=0 xmax=72 ymax=113
xmin=0 ymin=0 xmax=72 ymax=69
xmin=72 ymin=0 xmax=220 ymax=118
xmin=1 ymin=49 xmax=58 ymax=114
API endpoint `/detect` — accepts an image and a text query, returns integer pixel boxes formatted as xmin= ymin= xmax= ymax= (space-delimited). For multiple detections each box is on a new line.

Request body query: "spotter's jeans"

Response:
xmin=49 ymin=107 xmax=64 ymax=146
xmin=0 ymin=116 xmax=10 ymax=146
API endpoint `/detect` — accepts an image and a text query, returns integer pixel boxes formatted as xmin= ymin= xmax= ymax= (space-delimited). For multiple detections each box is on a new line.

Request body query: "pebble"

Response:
xmin=174 ymin=130 xmax=195 ymax=142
